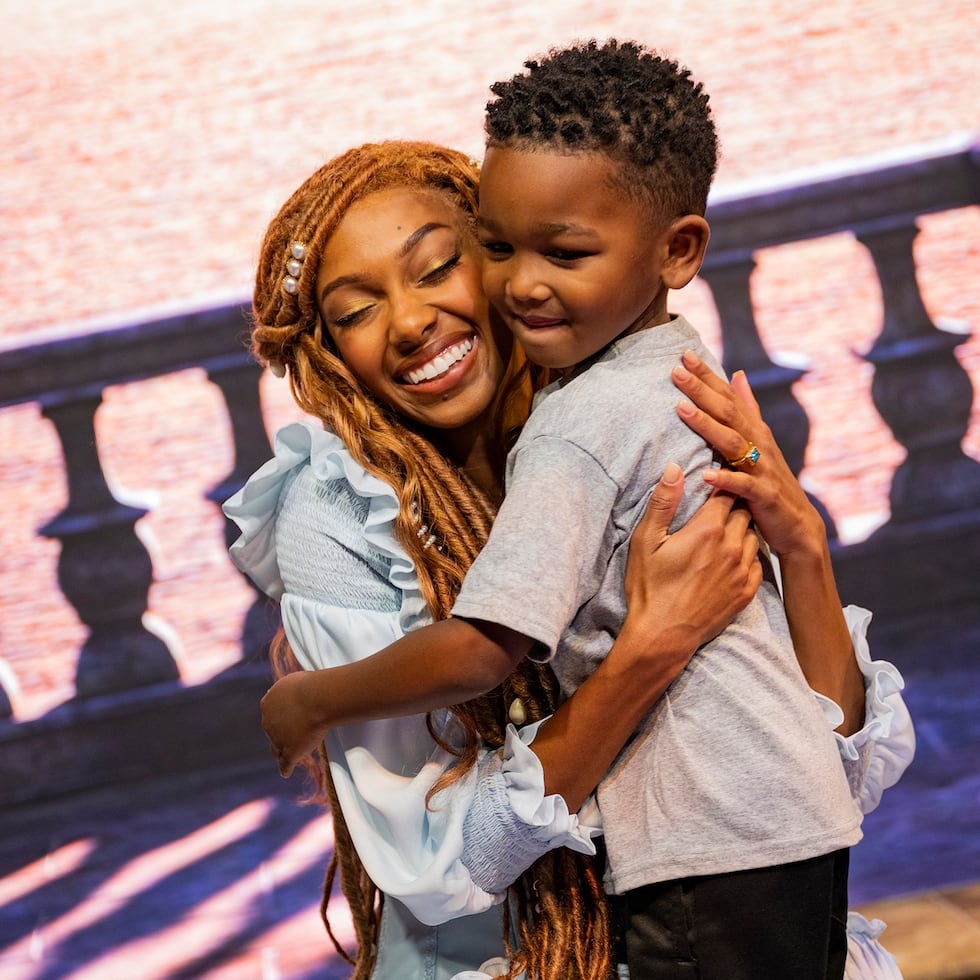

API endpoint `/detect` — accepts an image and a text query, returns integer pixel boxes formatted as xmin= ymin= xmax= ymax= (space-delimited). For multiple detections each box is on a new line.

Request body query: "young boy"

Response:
xmin=288 ymin=41 xmax=861 ymax=978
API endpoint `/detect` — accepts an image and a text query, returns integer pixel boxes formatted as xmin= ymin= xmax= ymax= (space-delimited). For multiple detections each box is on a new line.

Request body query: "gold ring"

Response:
xmin=725 ymin=442 xmax=761 ymax=470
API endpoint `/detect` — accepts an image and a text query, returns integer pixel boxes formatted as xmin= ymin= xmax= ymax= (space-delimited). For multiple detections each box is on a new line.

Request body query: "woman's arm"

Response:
xmin=670 ymin=350 xmax=866 ymax=735
xmin=263 ymin=463 xmax=761 ymax=789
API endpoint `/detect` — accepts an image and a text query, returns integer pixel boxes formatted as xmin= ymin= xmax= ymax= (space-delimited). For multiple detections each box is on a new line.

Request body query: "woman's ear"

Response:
xmin=659 ymin=215 xmax=710 ymax=290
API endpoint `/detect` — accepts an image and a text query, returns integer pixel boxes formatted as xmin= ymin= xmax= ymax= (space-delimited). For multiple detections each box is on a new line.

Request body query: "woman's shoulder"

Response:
xmin=223 ymin=421 xmax=428 ymax=626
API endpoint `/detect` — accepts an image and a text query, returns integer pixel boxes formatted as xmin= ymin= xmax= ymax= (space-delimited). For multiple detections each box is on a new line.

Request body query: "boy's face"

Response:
xmin=477 ymin=146 xmax=671 ymax=371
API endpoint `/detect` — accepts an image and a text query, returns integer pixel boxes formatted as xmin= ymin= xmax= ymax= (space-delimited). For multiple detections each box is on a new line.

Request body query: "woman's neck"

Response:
xmin=428 ymin=419 xmax=505 ymax=506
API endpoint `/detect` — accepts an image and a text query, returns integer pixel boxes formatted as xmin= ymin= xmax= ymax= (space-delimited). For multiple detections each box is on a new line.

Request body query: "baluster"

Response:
xmin=0 ymin=660 xmax=12 ymax=719
xmin=699 ymin=252 xmax=837 ymax=537
xmin=39 ymin=392 xmax=180 ymax=698
xmin=205 ymin=359 xmax=280 ymax=662
xmin=857 ymin=221 xmax=980 ymax=523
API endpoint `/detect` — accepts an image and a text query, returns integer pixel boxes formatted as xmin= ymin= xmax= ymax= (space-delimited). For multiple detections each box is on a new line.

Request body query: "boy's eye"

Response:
xmin=419 ymin=252 xmax=461 ymax=284
xmin=480 ymin=240 xmax=513 ymax=259
xmin=547 ymin=248 xmax=590 ymax=263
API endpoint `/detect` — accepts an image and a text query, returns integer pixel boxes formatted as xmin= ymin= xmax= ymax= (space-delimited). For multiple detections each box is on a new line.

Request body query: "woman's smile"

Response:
xmin=316 ymin=186 xmax=507 ymax=432
xmin=400 ymin=335 xmax=475 ymax=386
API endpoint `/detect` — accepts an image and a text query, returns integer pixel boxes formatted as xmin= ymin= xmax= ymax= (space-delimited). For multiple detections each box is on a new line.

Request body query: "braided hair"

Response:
xmin=485 ymin=38 xmax=719 ymax=221
xmin=255 ymin=141 xmax=613 ymax=979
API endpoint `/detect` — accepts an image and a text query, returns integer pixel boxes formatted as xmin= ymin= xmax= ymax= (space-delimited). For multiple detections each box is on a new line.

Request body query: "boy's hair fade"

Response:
xmin=485 ymin=38 xmax=719 ymax=220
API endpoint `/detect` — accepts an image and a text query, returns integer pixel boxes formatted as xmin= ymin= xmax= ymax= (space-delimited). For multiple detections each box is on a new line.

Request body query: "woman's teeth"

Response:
xmin=403 ymin=339 xmax=473 ymax=385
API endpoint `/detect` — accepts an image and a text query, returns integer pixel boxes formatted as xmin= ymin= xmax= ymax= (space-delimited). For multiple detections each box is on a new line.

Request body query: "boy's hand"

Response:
xmin=260 ymin=671 xmax=328 ymax=778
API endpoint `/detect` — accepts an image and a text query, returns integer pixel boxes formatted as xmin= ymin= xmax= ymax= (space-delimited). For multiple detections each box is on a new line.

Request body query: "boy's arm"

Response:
xmin=528 ymin=472 xmax=762 ymax=811
xmin=263 ymin=617 xmax=530 ymax=775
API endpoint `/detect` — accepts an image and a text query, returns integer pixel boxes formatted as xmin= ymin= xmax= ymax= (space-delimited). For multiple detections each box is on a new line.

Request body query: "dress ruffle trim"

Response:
xmin=500 ymin=720 xmax=600 ymax=848
xmin=812 ymin=606 xmax=914 ymax=813
xmin=844 ymin=912 xmax=904 ymax=979
xmin=222 ymin=420 xmax=428 ymax=633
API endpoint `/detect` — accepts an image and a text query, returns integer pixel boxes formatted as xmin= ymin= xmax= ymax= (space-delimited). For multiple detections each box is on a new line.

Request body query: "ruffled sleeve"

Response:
xmin=222 ymin=420 xmax=427 ymax=633
xmin=460 ymin=720 xmax=601 ymax=895
xmin=223 ymin=421 xmax=597 ymax=926
xmin=811 ymin=606 xmax=916 ymax=814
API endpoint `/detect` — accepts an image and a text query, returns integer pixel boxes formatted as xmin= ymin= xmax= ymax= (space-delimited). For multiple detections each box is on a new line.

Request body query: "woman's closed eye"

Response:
xmin=331 ymin=304 xmax=374 ymax=328
xmin=419 ymin=252 xmax=461 ymax=284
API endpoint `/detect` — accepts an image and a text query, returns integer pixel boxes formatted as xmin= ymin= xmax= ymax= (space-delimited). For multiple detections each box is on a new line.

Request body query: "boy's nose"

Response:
xmin=505 ymin=261 xmax=551 ymax=305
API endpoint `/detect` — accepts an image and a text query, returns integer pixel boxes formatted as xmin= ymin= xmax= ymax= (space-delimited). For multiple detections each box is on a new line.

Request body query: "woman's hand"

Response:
xmin=261 ymin=671 xmax=329 ymax=778
xmin=671 ymin=350 xmax=824 ymax=562
xmin=623 ymin=462 xmax=763 ymax=661
xmin=671 ymin=350 xmax=866 ymax=734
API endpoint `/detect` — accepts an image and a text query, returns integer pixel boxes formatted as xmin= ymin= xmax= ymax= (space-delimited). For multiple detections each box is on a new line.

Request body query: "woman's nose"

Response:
xmin=388 ymin=290 xmax=436 ymax=347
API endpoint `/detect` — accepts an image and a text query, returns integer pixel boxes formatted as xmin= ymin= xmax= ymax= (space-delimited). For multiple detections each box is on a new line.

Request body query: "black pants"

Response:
xmin=611 ymin=849 xmax=850 ymax=980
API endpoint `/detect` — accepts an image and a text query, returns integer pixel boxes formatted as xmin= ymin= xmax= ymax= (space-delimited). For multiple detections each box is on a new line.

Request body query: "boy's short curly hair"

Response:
xmin=485 ymin=39 xmax=718 ymax=219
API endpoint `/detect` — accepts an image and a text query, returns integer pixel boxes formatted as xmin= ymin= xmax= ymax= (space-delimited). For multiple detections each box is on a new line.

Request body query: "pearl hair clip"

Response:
xmin=410 ymin=500 xmax=442 ymax=551
xmin=282 ymin=241 xmax=307 ymax=295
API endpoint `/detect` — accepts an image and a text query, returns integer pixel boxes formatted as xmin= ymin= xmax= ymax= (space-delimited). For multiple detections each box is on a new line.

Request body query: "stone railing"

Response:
xmin=699 ymin=133 xmax=980 ymax=617
xmin=0 ymin=305 xmax=280 ymax=800
xmin=0 ymin=135 xmax=977 ymax=802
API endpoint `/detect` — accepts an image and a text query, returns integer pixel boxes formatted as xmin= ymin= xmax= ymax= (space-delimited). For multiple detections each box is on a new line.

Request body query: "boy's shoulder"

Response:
xmin=535 ymin=316 xmax=713 ymax=416
xmin=519 ymin=317 xmax=717 ymax=452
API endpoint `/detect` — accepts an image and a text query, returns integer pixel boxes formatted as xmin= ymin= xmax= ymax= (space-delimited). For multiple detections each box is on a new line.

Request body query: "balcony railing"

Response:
xmin=1 ymin=135 xmax=977 ymax=802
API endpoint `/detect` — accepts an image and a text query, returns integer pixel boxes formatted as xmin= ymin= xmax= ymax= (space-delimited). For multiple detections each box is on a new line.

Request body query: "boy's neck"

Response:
xmin=560 ymin=303 xmax=674 ymax=385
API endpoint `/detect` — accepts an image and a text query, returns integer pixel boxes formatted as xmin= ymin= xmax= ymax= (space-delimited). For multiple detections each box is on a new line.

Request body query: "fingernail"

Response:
xmin=682 ymin=349 xmax=700 ymax=367
xmin=672 ymin=363 xmax=692 ymax=381
xmin=662 ymin=462 xmax=682 ymax=485
xmin=677 ymin=399 xmax=695 ymax=417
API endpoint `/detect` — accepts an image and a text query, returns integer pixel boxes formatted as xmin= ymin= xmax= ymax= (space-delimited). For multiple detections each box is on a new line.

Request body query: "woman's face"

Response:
xmin=316 ymin=186 xmax=509 ymax=432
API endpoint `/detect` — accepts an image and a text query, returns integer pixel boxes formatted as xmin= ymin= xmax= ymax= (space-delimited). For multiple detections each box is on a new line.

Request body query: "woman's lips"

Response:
xmin=400 ymin=337 xmax=475 ymax=385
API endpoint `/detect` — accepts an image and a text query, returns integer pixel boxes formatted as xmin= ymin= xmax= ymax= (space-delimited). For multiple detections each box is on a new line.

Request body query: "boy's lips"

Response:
xmin=514 ymin=312 xmax=566 ymax=329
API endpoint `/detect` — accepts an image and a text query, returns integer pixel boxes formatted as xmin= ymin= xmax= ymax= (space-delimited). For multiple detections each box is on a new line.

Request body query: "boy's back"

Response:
xmin=452 ymin=315 xmax=861 ymax=893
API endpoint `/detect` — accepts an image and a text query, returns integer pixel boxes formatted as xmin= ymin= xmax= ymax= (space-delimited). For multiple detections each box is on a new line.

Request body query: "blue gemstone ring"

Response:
xmin=726 ymin=443 xmax=761 ymax=470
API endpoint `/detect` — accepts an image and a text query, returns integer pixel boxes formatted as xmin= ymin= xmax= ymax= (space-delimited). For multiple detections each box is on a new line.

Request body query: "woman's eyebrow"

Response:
xmin=319 ymin=223 xmax=452 ymax=300
xmin=399 ymin=222 xmax=449 ymax=257
xmin=318 ymin=272 xmax=366 ymax=301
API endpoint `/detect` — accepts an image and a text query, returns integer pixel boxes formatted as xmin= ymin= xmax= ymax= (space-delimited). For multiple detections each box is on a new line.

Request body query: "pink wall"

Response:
xmin=0 ymin=0 xmax=977 ymax=714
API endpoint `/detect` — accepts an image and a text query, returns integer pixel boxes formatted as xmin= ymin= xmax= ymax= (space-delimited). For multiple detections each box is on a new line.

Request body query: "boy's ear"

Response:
xmin=659 ymin=215 xmax=710 ymax=290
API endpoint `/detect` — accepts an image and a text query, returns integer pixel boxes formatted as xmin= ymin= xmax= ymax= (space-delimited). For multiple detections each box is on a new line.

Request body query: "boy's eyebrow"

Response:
xmin=477 ymin=214 xmax=598 ymax=237
xmin=318 ymin=222 xmax=449 ymax=300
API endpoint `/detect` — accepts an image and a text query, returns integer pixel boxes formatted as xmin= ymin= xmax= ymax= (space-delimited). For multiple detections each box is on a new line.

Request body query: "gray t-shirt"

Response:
xmin=452 ymin=316 xmax=861 ymax=894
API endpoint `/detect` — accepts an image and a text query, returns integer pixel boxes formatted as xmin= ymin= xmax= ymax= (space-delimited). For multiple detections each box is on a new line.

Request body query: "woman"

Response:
xmin=224 ymin=141 xmax=910 ymax=979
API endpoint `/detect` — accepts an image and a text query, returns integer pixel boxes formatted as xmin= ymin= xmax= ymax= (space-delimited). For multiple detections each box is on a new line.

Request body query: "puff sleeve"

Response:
xmin=223 ymin=421 xmax=597 ymax=926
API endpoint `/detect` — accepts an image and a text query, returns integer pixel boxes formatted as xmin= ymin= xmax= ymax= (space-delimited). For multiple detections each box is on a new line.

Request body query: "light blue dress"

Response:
xmin=224 ymin=420 xmax=914 ymax=979
xmin=224 ymin=422 xmax=598 ymax=979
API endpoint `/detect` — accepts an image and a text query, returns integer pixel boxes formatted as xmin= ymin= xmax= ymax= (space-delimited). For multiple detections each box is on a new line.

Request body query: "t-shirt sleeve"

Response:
xmin=452 ymin=434 xmax=620 ymax=660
